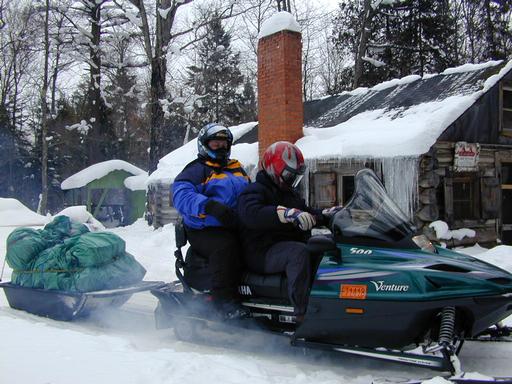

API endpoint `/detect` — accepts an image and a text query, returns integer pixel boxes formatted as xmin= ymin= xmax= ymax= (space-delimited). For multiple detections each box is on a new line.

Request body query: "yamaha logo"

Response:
xmin=370 ymin=280 xmax=409 ymax=292
xmin=239 ymin=285 xmax=252 ymax=296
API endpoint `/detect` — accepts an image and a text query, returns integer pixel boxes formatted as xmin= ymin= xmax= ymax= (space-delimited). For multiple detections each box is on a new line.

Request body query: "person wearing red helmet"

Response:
xmin=237 ymin=141 xmax=341 ymax=319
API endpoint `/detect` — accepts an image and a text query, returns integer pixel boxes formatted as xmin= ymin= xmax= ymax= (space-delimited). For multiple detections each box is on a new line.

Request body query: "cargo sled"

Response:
xmin=0 ymin=280 xmax=164 ymax=321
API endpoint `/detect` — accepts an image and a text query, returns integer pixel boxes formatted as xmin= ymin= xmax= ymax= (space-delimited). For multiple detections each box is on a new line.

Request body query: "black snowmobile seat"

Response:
xmin=240 ymin=236 xmax=337 ymax=300
xmin=241 ymin=272 xmax=288 ymax=299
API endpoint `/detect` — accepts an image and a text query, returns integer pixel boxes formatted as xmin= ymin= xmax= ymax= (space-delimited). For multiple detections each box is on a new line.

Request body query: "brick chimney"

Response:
xmin=257 ymin=12 xmax=303 ymax=158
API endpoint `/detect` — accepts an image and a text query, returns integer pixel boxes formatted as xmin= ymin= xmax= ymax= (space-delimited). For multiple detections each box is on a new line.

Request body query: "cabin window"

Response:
xmin=310 ymin=172 xmax=356 ymax=208
xmin=339 ymin=175 xmax=355 ymax=204
xmin=503 ymin=86 xmax=512 ymax=131
xmin=452 ymin=175 xmax=480 ymax=220
xmin=312 ymin=172 xmax=337 ymax=208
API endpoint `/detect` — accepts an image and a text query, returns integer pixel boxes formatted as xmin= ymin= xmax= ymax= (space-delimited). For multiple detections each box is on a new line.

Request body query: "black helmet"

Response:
xmin=197 ymin=123 xmax=233 ymax=163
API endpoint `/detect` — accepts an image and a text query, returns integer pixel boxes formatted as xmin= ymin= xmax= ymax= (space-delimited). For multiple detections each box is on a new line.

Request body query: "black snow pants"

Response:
xmin=185 ymin=226 xmax=242 ymax=302
xmin=248 ymin=241 xmax=311 ymax=316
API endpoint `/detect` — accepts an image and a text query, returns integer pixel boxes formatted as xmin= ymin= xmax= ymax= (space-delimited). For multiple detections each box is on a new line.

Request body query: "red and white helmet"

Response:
xmin=261 ymin=141 xmax=306 ymax=190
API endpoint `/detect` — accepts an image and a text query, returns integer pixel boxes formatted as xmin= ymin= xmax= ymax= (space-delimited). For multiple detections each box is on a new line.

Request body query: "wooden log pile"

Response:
xmin=146 ymin=182 xmax=178 ymax=228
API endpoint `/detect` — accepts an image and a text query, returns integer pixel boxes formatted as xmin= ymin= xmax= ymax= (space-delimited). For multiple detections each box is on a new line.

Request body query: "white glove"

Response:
xmin=276 ymin=206 xmax=316 ymax=231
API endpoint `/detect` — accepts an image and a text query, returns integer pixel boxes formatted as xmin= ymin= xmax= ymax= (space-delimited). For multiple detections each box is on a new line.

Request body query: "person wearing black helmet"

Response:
xmin=172 ymin=123 xmax=250 ymax=320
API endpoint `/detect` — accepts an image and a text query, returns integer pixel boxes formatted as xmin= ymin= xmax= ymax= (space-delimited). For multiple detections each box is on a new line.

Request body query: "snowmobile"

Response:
xmin=151 ymin=169 xmax=512 ymax=383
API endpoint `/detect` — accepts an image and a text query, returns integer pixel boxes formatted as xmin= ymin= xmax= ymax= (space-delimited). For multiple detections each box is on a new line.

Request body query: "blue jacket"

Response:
xmin=172 ymin=158 xmax=250 ymax=229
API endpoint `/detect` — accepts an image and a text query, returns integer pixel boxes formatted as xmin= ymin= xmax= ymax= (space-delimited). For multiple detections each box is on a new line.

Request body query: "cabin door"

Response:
xmin=501 ymin=164 xmax=512 ymax=244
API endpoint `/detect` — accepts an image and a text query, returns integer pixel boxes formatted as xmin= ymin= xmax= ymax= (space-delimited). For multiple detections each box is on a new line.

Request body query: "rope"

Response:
xmin=13 ymin=268 xmax=86 ymax=274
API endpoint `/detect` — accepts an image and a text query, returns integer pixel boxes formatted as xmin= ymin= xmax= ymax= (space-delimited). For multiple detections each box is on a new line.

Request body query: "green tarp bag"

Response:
xmin=6 ymin=228 xmax=48 ymax=270
xmin=6 ymin=216 xmax=146 ymax=292
xmin=64 ymin=232 xmax=126 ymax=268
xmin=74 ymin=253 xmax=146 ymax=292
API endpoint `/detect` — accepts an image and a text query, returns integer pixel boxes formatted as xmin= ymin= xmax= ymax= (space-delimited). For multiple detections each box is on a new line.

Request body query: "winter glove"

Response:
xmin=276 ymin=205 xmax=316 ymax=231
xmin=204 ymin=200 xmax=236 ymax=228
xmin=322 ymin=205 xmax=343 ymax=219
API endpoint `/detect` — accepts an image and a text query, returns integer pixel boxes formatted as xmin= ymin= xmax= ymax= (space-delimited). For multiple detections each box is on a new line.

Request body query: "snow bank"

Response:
xmin=470 ymin=245 xmax=512 ymax=274
xmin=258 ymin=11 xmax=301 ymax=39
xmin=107 ymin=219 xmax=175 ymax=281
xmin=55 ymin=206 xmax=105 ymax=231
xmin=0 ymin=198 xmax=50 ymax=226
xmin=148 ymin=122 xmax=258 ymax=185
xmin=429 ymin=220 xmax=476 ymax=241
xmin=61 ymin=160 xmax=146 ymax=190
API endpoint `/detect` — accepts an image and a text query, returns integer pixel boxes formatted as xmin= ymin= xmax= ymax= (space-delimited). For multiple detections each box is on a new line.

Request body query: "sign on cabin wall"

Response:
xmin=454 ymin=142 xmax=480 ymax=172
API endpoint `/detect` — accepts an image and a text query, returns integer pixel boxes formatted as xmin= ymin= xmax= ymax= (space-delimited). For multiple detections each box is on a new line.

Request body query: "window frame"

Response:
xmin=444 ymin=172 xmax=481 ymax=222
xmin=453 ymin=176 xmax=478 ymax=220
xmin=501 ymin=84 xmax=512 ymax=134
xmin=309 ymin=170 xmax=360 ymax=209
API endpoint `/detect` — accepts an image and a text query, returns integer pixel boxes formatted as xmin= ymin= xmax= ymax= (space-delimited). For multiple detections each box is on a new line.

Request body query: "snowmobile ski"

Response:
xmin=373 ymin=374 xmax=512 ymax=384
xmin=291 ymin=339 xmax=454 ymax=372
xmin=466 ymin=325 xmax=512 ymax=342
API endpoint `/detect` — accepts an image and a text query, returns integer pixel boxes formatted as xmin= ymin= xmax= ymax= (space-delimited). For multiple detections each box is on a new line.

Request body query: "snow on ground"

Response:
xmin=1 ymin=220 xmax=512 ymax=383
xmin=0 ymin=198 xmax=51 ymax=227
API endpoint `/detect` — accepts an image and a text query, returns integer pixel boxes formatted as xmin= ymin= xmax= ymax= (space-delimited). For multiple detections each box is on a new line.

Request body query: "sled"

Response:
xmin=0 ymin=280 xmax=164 ymax=321
xmin=153 ymin=168 xmax=512 ymax=375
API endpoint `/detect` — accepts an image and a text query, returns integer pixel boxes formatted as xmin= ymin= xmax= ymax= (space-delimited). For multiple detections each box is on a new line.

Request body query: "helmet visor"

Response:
xmin=282 ymin=165 xmax=306 ymax=188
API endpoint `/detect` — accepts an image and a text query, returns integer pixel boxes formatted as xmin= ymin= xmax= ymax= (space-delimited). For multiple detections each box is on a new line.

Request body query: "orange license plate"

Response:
xmin=339 ymin=284 xmax=367 ymax=300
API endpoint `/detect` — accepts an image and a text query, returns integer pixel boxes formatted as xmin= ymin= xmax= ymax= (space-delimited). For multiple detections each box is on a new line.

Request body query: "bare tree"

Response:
xmin=40 ymin=0 xmax=51 ymax=214
xmin=117 ymin=0 xmax=254 ymax=172
xmin=353 ymin=0 xmax=379 ymax=88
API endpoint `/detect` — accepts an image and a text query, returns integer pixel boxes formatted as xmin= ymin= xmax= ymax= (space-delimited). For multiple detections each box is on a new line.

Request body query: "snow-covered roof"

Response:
xmin=61 ymin=160 xmax=146 ymax=190
xmin=147 ymin=122 xmax=258 ymax=185
xmin=258 ymin=11 xmax=300 ymax=39
xmin=147 ymin=60 xmax=512 ymax=186
xmin=124 ymin=174 xmax=148 ymax=191
xmin=298 ymin=60 xmax=512 ymax=160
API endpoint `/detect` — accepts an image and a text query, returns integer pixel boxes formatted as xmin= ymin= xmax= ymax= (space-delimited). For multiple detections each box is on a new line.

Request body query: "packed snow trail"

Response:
xmin=2 ymin=221 xmax=512 ymax=383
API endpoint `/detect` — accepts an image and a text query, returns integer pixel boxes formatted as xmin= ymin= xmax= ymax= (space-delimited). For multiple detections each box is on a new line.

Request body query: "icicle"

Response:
xmin=380 ymin=156 xmax=419 ymax=221
xmin=304 ymin=156 xmax=418 ymax=220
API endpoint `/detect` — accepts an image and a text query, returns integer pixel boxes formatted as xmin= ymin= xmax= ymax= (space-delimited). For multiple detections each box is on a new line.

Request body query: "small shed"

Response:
xmin=61 ymin=160 xmax=147 ymax=227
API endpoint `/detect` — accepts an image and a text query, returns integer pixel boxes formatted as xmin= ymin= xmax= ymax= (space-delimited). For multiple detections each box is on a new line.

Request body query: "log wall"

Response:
xmin=146 ymin=182 xmax=178 ymax=228
xmin=417 ymin=141 xmax=505 ymax=247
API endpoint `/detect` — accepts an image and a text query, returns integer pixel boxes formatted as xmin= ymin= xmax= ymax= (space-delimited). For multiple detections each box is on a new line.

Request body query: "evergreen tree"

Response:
xmin=239 ymin=78 xmax=257 ymax=122
xmin=0 ymin=102 xmax=39 ymax=209
xmin=104 ymin=66 xmax=147 ymax=168
xmin=186 ymin=16 xmax=245 ymax=127
xmin=471 ymin=0 xmax=512 ymax=61
xmin=332 ymin=0 xmax=461 ymax=88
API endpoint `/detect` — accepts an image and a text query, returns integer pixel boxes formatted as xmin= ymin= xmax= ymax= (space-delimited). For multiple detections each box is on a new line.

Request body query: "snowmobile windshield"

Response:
xmin=331 ymin=169 xmax=416 ymax=245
